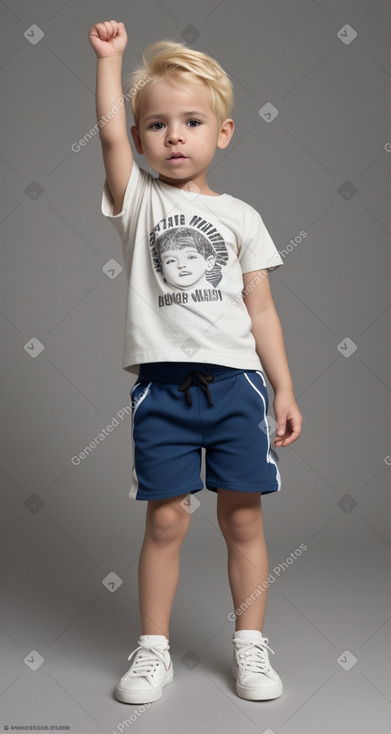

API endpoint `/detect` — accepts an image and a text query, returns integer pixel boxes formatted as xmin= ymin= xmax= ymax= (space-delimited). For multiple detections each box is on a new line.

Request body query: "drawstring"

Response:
xmin=178 ymin=370 xmax=215 ymax=407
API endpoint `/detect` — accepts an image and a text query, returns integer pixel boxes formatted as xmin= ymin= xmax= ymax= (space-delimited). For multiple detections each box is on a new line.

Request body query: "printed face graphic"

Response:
xmin=161 ymin=246 xmax=215 ymax=288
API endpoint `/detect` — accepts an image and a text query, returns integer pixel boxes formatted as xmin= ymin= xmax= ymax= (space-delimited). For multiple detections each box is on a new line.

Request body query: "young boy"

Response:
xmin=89 ymin=20 xmax=303 ymax=705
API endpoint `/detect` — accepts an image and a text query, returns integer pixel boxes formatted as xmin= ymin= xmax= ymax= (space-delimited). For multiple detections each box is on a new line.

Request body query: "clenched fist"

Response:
xmin=88 ymin=20 xmax=128 ymax=58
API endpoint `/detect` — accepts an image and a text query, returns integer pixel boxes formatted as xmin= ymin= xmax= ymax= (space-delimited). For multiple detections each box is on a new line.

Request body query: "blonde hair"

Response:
xmin=123 ymin=39 xmax=234 ymax=129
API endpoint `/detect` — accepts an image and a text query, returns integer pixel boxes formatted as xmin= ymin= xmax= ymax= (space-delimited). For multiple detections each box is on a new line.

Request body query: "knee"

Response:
xmin=147 ymin=498 xmax=191 ymax=544
xmin=217 ymin=505 xmax=262 ymax=544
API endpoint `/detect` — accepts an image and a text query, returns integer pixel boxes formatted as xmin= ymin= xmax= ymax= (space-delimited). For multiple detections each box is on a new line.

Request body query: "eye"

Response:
xmin=149 ymin=120 xmax=201 ymax=129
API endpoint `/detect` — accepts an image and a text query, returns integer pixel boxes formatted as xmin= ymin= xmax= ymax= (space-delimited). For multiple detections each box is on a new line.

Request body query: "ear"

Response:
xmin=205 ymin=255 xmax=216 ymax=271
xmin=216 ymin=118 xmax=235 ymax=150
xmin=130 ymin=125 xmax=144 ymax=154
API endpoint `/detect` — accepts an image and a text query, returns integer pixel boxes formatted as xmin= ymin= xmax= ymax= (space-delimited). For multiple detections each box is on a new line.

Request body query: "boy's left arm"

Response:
xmin=242 ymin=269 xmax=303 ymax=447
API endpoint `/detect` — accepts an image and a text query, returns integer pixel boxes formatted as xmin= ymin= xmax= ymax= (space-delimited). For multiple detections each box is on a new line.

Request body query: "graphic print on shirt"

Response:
xmin=149 ymin=212 xmax=229 ymax=307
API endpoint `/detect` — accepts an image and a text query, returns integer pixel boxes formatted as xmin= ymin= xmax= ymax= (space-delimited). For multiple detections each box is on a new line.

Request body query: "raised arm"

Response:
xmin=89 ymin=20 xmax=133 ymax=214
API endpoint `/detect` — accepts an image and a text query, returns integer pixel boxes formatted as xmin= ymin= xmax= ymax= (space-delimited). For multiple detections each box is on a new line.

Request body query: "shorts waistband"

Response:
xmin=137 ymin=361 xmax=248 ymax=384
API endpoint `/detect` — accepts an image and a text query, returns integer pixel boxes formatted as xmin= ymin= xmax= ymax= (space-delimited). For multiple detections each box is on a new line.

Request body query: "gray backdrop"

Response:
xmin=1 ymin=0 xmax=390 ymax=732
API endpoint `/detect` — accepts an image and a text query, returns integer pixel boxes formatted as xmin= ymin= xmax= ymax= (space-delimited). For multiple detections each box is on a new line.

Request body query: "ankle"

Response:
xmin=140 ymin=632 xmax=169 ymax=641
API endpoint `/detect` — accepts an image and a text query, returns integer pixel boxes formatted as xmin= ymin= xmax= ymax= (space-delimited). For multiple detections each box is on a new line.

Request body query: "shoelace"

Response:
xmin=125 ymin=643 xmax=169 ymax=679
xmin=233 ymin=636 xmax=275 ymax=675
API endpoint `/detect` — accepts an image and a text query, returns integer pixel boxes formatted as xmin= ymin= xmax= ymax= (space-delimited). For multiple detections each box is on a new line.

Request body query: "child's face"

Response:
xmin=131 ymin=75 xmax=233 ymax=187
xmin=161 ymin=246 xmax=215 ymax=288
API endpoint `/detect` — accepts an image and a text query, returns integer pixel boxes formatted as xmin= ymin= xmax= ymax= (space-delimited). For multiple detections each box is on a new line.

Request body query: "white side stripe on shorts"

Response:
xmin=133 ymin=381 xmax=152 ymax=418
xmin=243 ymin=372 xmax=281 ymax=492
xmin=129 ymin=381 xmax=152 ymax=499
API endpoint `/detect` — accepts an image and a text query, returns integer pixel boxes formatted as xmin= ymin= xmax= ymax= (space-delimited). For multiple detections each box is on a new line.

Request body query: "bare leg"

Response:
xmin=217 ymin=490 xmax=269 ymax=632
xmin=138 ymin=493 xmax=191 ymax=638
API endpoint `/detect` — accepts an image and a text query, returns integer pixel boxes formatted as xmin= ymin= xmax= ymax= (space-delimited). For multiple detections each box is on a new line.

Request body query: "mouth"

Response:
xmin=167 ymin=153 xmax=188 ymax=160
xmin=179 ymin=271 xmax=191 ymax=276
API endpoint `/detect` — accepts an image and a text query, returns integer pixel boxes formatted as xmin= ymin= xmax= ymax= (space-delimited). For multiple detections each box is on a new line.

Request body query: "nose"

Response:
xmin=166 ymin=125 xmax=185 ymax=144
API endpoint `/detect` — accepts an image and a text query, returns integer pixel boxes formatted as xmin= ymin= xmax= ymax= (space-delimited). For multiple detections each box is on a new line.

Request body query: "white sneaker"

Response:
xmin=116 ymin=634 xmax=173 ymax=704
xmin=232 ymin=630 xmax=283 ymax=700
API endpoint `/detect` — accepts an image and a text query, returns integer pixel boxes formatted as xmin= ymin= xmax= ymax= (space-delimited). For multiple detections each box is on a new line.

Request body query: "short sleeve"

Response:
xmin=238 ymin=210 xmax=283 ymax=275
xmin=100 ymin=158 xmax=146 ymax=242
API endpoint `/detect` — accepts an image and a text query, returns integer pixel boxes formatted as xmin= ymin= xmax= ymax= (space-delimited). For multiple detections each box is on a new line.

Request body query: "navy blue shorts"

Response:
xmin=128 ymin=362 xmax=281 ymax=501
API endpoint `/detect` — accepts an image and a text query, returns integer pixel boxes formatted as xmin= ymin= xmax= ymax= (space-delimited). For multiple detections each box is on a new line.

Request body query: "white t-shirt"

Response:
xmin=101 ymin=159 xmax=283 ymax=375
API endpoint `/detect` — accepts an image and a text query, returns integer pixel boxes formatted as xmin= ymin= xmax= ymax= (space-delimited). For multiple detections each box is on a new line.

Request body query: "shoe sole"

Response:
xmin=232 ymin=663 xmax=283 ymax=700
xmin=115 ymin=664 xmax=174 ymax=704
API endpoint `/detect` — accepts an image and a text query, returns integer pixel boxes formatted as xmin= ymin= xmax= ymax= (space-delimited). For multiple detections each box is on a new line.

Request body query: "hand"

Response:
xmin=271 ymin=390 xmax=302 ymax=447
xmin=88 ymin=20 xmax=128 ymax=59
